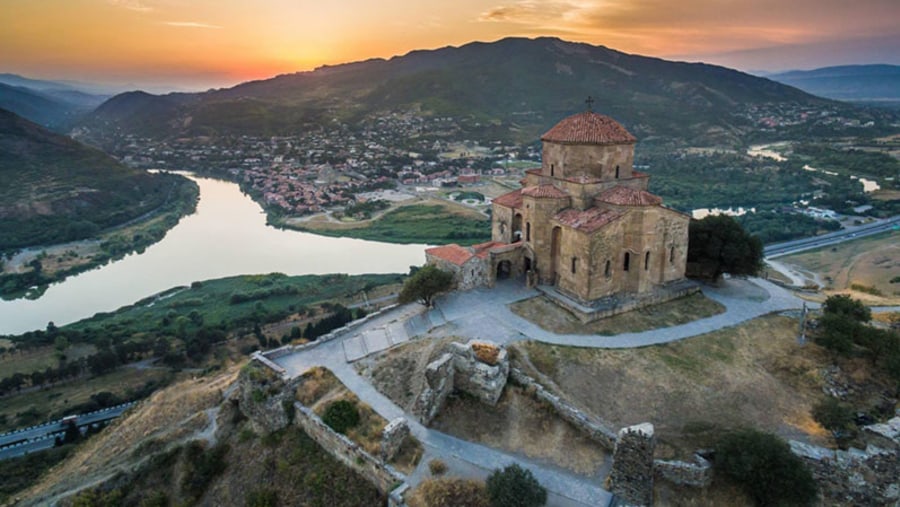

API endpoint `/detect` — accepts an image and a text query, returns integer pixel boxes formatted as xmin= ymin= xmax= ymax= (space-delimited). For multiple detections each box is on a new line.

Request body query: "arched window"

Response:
xmin=605 ymin=260 xmax=611 ymax=277
xmin=526 ymin=222 xmax=531 ymax=242
xmin=623 ymin=252 xmax=630 ymax=271
xmin=645 ymin=251 xmax=650 ymax=270
xmin=571 ymin=257 xmax=577 ymax=274
xmin=550 ymin=163 xmax=555 ymax=176
xmin=669 ymin=246 xmax=675 ymax=264
xmin=615 ymin=165 xmax=620 ymax=179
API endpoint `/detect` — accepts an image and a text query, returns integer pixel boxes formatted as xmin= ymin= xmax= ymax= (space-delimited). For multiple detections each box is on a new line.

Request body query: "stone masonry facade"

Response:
xmin=426 ymin=110 xmax=690 ymax=318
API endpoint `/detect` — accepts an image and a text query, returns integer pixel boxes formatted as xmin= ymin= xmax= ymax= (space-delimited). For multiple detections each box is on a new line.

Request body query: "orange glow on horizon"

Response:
xmin=1 ymin=0 xmax=897 ymax=90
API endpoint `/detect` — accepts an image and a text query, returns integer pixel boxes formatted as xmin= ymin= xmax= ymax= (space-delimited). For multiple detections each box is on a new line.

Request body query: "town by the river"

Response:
xmin=0 ymin=175 xmax=426 ymax=335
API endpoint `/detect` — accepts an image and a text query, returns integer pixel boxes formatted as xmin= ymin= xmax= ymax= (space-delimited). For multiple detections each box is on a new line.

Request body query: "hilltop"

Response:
xmin=77 ymin=37 xmax=889 ymax=146
xmin=0 ymin=108 xmax=194 ymax=252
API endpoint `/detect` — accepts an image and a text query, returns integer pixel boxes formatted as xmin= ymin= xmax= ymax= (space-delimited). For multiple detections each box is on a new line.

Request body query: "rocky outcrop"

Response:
xmin=790 ymin=416 xmax=900 ymax=506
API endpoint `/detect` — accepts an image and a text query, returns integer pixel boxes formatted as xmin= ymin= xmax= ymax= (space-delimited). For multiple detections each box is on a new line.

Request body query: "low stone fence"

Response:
xmin=260 ymin=304 xmax=401 ymax=363
xmin=509 ymin=368 xmax=617 ymax=450
xmin=654 ymin=455 xmax=712 ymax=487
xmin=293 ymin=402 xmax=408 ymax=497
xmin=249 ymin=351 xmax=287 ymax=376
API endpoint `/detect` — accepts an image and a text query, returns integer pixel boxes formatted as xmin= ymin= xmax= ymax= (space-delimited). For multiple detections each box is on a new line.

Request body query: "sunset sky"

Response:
xmin=2 ymin=0 xmax=898 ymax=91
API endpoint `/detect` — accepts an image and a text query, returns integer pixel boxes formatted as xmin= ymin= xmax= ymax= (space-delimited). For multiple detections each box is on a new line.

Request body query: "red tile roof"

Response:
xmin=554 ymin=208 xmax=624 ymax=233
xmin=596 ymin=186 xmax=662 ymax=206
xmin=492 ymin=189 xmax=524 ymax=209
xmin=425 ymin=244 xmax=473 ymax=266
xmin=541 ymin=111 xmax=637 ymax=145
xmin=521 ymin=184 xmax=569 ymax=199
xmin=472 ymin=241 xmax=506 ymax=258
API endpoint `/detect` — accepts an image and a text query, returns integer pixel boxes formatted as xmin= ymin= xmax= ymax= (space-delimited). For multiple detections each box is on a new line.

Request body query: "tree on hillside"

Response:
xmin=715 ymin=429 xmax=817 ymax=506
xmin=399 ymin=265 xmax=454 ymax=308
xmin=823 ymin=294 xmax=871 ymax=323
xmin=485 ymin=464 xmax=547 ymax=507
xmin=687 ymin=215 xmax=763 ymax=281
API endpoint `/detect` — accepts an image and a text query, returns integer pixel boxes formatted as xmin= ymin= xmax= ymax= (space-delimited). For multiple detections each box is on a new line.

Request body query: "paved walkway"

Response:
xmin=273 ymin=276 xmax=809 ymax=506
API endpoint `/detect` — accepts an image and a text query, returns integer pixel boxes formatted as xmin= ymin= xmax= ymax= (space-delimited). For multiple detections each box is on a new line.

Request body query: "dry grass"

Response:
xmin=0 ymin=343 xmax=95 ymax=377
xmin=780 ymin=231 xmax=900 ymax=305
xmin=19 ymin=367 xmax=239 ymax=505
xmin=515 ymin=315 xmax=832 ymax=458
xmin=431 ymin=386 xmax=610 ymax=476
xmin=510 ymin=292 xmax=725 ymax=336
xmin=355 ymin=335 xmax=464 ymax=412
xmin=0 ymin=367 xmax=170 ymax=432
xmin=471 ymin=342 xmax=500 ymax=365
xmin=299 ymin=367 xmax=388 ymax=457
xmin=294 ymin=366 xmax=340 ymax=406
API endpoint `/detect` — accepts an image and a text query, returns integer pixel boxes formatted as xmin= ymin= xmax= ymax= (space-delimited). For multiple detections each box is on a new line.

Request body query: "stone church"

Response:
xmin=426 ymin=109 xmax=694 ymax=320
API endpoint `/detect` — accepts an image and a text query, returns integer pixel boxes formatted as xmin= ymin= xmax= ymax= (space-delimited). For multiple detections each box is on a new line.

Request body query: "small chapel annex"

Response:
xmin=426 ymin=108 xmax=694 ymax=320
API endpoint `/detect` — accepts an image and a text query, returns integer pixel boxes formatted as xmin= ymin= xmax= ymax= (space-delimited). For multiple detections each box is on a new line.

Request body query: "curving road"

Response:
xmin=0 ymin=403 xmax=135 ymax=461
xmin=765 ymin=216 xmax=899 ymax=258
xmin=272 ymin=276 xmax=808 ymax=506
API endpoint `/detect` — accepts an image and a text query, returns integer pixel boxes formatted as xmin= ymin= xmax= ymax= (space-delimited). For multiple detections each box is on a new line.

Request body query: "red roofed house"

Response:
xmin=427 ymin=108 xmax=692 ymax=318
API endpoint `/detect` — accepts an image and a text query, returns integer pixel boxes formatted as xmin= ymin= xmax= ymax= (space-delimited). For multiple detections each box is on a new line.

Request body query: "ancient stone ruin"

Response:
xmin=381 ymin=417 xmax=410 ymax=462
xmin=608 ymin=423 xmax=656 ymax=506
xmin=412 ymin=339 xmax=509 ymax=424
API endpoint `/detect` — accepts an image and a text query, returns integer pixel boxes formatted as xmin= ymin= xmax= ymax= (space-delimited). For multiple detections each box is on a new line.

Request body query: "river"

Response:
xmin=748 ymin=143 xmax=881 ymax=192
xmin=0 ymin=175 xmax=427 ymax=335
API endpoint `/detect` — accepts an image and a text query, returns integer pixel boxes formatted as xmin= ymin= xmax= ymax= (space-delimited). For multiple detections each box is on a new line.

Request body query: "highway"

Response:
xmin=0 ymin=402 xmax=135 ymax=461
xmin=765 ymin=216 xmax=899 ymax=259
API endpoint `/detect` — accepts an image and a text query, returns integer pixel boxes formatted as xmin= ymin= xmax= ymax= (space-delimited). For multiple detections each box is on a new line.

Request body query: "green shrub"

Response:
xmin=812 ymin=397 xmax=852 ymax=433
xmin=322 ymin=399 xmax=360 ymax=434
xmin=485 ymin=464 xmax=547 ymax=507
xmin=715 ymin=429 xmax=816 ymax=506
xmin=246 ymin=488 xmax=278 ymax=507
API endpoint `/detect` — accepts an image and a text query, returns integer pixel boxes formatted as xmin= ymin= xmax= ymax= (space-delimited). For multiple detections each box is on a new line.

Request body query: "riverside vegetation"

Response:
xmin=0 ymin=272 xmax=402 ymax=501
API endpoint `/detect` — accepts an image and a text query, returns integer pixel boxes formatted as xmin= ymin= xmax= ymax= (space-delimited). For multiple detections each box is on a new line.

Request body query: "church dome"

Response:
xmin=541 ymin=111 xmax=636 ymax=145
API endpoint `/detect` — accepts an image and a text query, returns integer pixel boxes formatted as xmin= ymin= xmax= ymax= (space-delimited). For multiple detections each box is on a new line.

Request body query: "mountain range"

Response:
xmin=78 ymin=37 xmax=879 ymax=146
xmin=767 ymin=64 xmax=900 ymax=104
xmin=0 ymin=74 xmax=109 ymax=131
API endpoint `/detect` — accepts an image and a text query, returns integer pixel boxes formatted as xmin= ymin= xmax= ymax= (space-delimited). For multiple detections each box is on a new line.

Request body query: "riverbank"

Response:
xmin=0 ymin=177 xmax=199 ymax=300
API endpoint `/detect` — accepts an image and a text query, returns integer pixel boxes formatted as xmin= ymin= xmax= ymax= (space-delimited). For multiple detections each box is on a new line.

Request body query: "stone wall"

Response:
xmin=412 ymin=353 xmax=455 ymax=425
xmin=448 ymin=341 xmax=509 ymax=406
xmin=509 ymin=368 xmax=617 ymax=450
xmin=653 ymin=454 xmax=712 ymax=488
xmin=236 ymin=363 xmax=298 ymax=434
xmin=790 ymin=438 xmax=899 ymax=505
xmin=381 ymin=418 xmax=410 ymax=462
xmin=260 ymin=303 xmax=400 ymax=362
xmin=608 ymin=423 xmax=656 ymax=506
xmin=293 ymin=403 xmax=407 ymax=496
xmin=413 ymin=340 xmax=509 ymax=425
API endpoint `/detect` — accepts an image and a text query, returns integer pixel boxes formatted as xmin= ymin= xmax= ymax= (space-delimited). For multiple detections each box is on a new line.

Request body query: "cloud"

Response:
xmin=477 ymin=0 xmax=900 ymax=57
xmin=108 ymin=0 xmax=153 ymax=13
xmin=163 ymin=21 xmax=223 ymax=29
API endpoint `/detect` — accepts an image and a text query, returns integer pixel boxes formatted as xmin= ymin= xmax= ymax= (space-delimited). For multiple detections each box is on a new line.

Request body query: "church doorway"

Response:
xmin=496 ymin=260 xmax=512 ymax=280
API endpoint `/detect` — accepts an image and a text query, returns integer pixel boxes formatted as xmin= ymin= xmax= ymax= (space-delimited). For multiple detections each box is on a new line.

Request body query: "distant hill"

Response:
xmin=0 ymin=108 xmax=183 ymax=250
xmin=767 ymin=65 xmax=900 ymax=104
xmin=0 ymin=74 xmax=108 ymax=130
xmin=80 ymin=37 xmax=866 ymax=145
